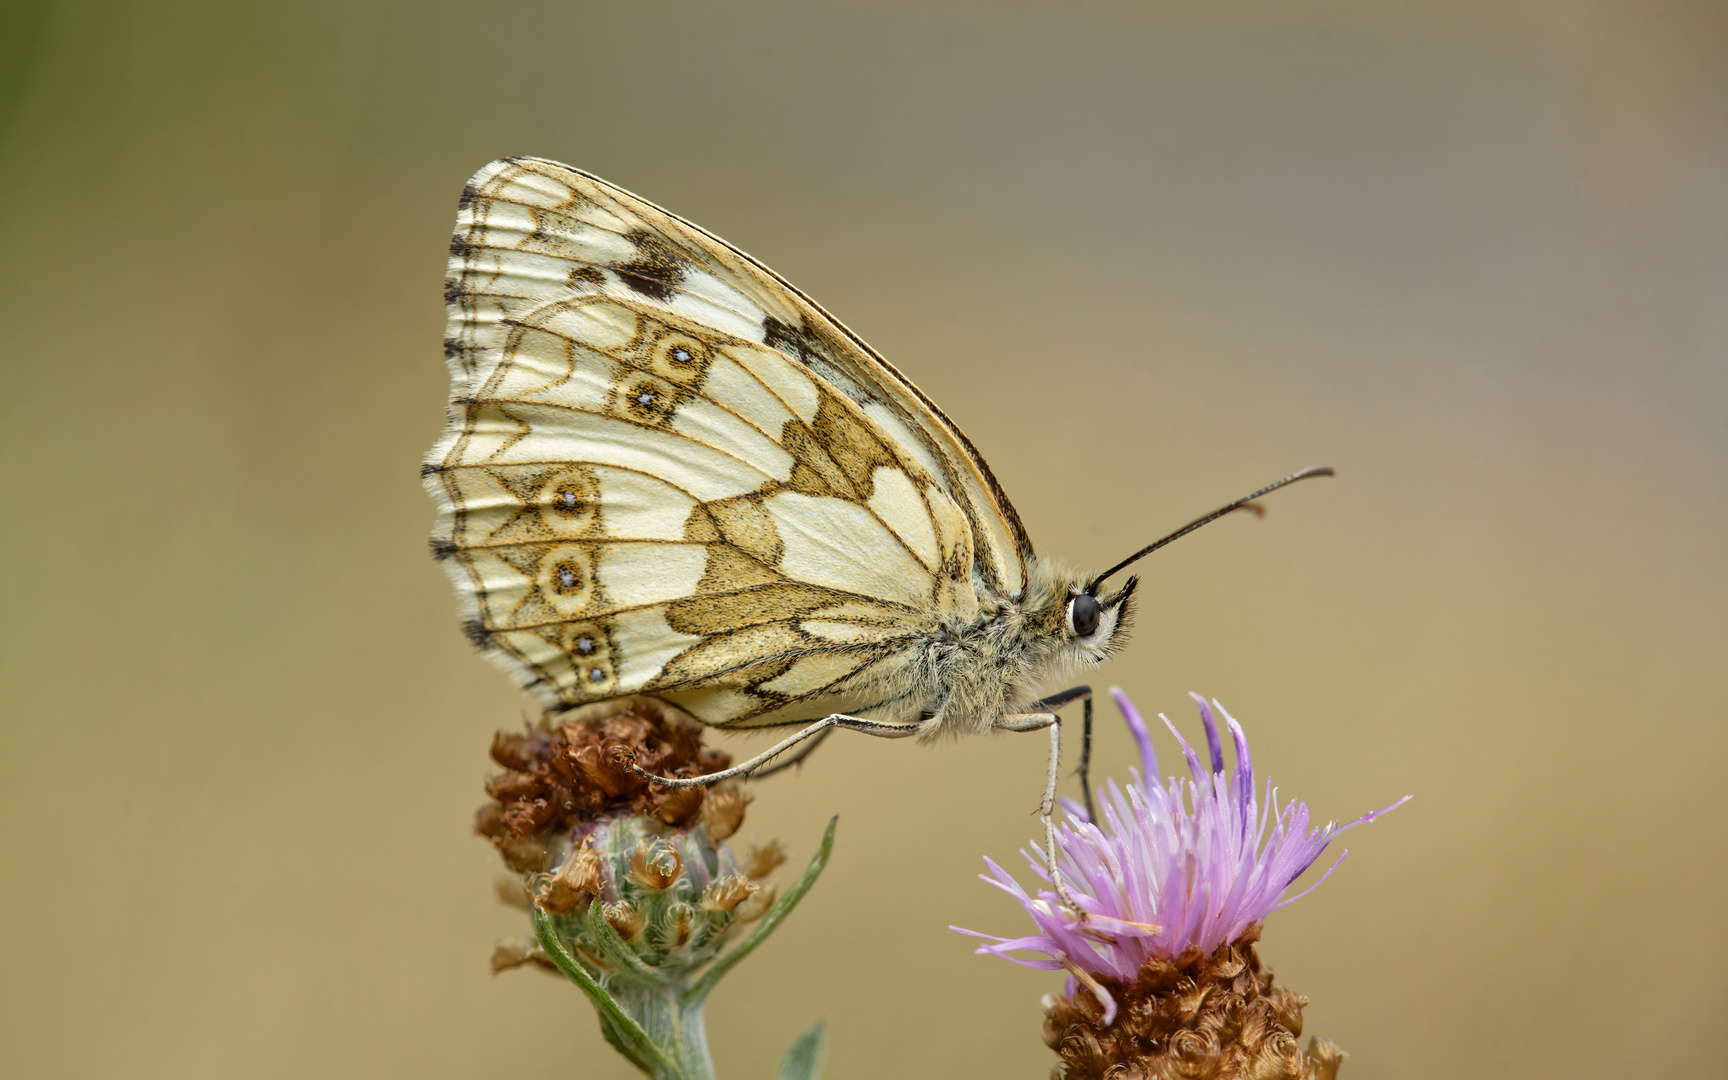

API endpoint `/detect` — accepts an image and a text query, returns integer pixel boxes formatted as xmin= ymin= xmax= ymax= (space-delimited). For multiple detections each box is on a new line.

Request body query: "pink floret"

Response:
xmin=954 ymin=692 xmax=1407 ymax=1012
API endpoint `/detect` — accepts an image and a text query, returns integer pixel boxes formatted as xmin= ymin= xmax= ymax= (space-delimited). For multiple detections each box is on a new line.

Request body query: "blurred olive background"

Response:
xmin=3 ymin=1 xmax=1725 ymax=1077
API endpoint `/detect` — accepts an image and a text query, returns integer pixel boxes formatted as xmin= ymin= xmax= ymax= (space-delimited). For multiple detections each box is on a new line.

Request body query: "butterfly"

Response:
xmin=426 ymin=157 xmax=1328 ymax=840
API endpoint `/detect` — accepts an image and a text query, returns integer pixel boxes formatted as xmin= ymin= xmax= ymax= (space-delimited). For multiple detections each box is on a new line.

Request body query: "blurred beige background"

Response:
xmin=3 ymin=1 xmax=1724 ymax=1077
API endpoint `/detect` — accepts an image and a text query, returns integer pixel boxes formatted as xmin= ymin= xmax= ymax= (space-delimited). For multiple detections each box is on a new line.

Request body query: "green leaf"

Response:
xmin=684 ymin=816 xmax=837 ymax=1008
xmin=533 ymin=906 xmax=676 ymax=1077
xmin=774 ymin=1021 xmax=827 ymax=1080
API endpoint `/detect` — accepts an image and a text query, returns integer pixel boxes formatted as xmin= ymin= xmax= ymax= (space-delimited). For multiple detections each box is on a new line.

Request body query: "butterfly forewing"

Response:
xmin=430 ymin=159 xmax=1023 ymax=727
xmin=447 ymin=158 xmax=1031 ymax=587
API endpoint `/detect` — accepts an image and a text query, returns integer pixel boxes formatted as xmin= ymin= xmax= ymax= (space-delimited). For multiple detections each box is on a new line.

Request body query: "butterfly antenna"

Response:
xmin=1089 ymin=466 xmax=1336 ymax=590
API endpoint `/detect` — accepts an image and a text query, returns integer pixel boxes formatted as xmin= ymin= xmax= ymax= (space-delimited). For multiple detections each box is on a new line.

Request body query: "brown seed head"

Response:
xmin=476 ymin=697 xmax=734 ymax=874
xmin=1041 ymin=934 xmax=1335 ymax=1080
xmin=477 ymin=698 xmax=792 ymax=978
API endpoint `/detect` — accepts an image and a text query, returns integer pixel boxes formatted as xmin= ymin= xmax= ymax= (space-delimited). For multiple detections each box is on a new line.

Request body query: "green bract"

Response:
xmin=534 ymin=816 xmax=837 ymax=1080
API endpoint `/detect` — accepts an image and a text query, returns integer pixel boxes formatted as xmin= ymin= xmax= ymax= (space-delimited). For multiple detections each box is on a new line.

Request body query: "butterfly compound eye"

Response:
xmin=1068 ymin=593 xmax=1101 ymax=637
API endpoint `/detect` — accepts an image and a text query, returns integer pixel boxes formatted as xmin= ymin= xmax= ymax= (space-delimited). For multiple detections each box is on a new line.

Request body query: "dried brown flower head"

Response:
xmin=478 ymin=695 xmax=806 ymax=986
xmin=475 ymin=696 xmax=733 ymax=871
xmin=1041 ymin=927 xmax=1339 ymax=1080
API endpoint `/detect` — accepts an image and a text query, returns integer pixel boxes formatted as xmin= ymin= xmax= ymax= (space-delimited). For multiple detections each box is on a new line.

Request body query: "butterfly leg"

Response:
xmin=1004 ymin=684 xmax=1098 ymax=814
xmin=995 ymin=687 xmax=1094 ymax=913
xmin=1076 ymin=693 xmax=1096 ymax=824
xmin=746 ymin=725 xmax=834 ymax=779
xmin=620 ymin=714 xmax=915 ymax=788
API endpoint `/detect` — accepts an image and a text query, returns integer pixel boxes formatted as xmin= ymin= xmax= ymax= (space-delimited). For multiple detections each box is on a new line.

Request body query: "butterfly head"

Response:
xmin=1071 ymin=574 xmax=1138 ymax=659
xmin=1026 ymin=561 xmax=1139 ymax=668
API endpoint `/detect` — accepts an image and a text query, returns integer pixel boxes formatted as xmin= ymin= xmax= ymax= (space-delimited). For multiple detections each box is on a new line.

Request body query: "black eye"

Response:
xmin=1069 ymin=593 xmax=1100 ymax=637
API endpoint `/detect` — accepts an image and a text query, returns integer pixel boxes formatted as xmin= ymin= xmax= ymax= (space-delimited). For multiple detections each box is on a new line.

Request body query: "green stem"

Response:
xmin=581 ymin=904 xmax=716 ymax=1080
xmin=607 ymin=984 xmax=715 ymax=1080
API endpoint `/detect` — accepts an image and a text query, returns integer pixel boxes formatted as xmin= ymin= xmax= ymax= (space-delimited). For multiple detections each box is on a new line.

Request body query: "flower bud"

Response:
xmin=700 ymin=874 xmax=759 ymax=913
xmin=603 ymin=901 xmax=644 ymax=942
xmin=663 ymin=902 xmax=696 ymax=947
xmin=651 ymin=784 xmax=706 ymax=827
xmin=731 ymin=882 xmax=776 ymax=923
xmin=536 ymin=842 xmax=602 ymax=913
xmin=489 ymin=938 xmax=549 ymax=974
xmin=738 ymin=840 xmax=786 ymax=879
xmin=494 ymin=834 xmax=547 ymax=873
xmin=1305 ymin=1038 xmax=1346 ymax=1080
xmin=628 ymin=838 xmax=682 ymax=890
xmin=700 ymin=783 xmax=750 ymax=840
xmin=494 ymin=876 xmax=532 ymax=911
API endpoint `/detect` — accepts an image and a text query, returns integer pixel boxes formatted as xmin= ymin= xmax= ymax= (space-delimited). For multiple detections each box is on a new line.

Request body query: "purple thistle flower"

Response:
xmin=954 ymin=689 xmax=1407 ymax=1024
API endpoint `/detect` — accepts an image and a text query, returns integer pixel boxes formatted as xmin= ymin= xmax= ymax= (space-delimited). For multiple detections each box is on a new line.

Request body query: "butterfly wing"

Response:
xmin=432 ymin=159 xmax=1018 ymax=727
xmin=450 ymin=158 xmax=1034 ymax=597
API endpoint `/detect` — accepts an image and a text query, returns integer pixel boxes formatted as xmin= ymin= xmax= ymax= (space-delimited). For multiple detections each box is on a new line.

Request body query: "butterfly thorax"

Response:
xmin=908 ymin=556 xmax=1134 ymax=740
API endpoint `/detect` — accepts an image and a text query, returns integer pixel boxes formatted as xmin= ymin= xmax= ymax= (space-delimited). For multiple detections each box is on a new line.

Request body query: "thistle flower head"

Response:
xmin=474 ymin=697 xmax=836 ymax=1080
xmin=476 ymin=697 xmax=778 ymax=981
xmin=956 ymin=690 xmax=1406 ymax=1026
